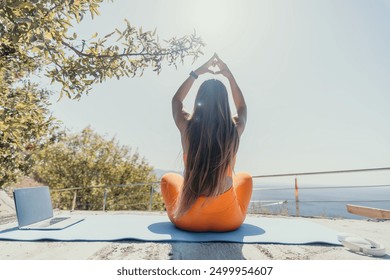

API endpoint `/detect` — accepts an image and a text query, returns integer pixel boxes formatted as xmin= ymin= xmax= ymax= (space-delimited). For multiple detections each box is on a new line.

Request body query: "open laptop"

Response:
xmin=13 ymin=186 xmax=84 ymax=230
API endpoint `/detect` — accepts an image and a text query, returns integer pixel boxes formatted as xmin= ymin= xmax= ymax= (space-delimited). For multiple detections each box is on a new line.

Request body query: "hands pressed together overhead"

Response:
xmin=194 ymin=53 xmax=233 ymax=79
xmin=173 ymin=52 xmax=246 ymax=137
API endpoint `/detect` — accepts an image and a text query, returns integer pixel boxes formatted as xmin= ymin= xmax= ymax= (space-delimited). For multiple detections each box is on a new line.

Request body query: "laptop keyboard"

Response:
xmin=49 ymin=217 xmax=70 ymax=225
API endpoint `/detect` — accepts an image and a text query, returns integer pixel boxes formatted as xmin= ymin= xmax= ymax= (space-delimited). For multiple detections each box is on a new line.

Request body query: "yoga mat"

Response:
xmin=0 ymin=214 xmax=341 ymax=245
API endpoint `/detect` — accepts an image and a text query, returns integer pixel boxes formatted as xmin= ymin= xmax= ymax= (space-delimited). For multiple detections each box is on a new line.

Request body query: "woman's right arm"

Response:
xmin=215 ymin=55 xmax=247 ymax=137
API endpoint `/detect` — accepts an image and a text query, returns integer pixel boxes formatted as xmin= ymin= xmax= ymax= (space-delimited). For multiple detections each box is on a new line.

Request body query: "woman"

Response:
xmin=161 ymin=54 xmax=253 ymax=232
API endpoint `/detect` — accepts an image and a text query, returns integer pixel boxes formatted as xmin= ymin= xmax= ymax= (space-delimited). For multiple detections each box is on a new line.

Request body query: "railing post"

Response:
xmin=149 ymin=185 xmax=154 ymax=211
xmin=71 ymin=189 xmax=77 ymax=212
xmin=295 ymin=177 xmax=300 ymax=217
xmin=56 ymin=191 xmax=61 ymax=209
xmin=102 ymin=188 xmax=107 ymax=211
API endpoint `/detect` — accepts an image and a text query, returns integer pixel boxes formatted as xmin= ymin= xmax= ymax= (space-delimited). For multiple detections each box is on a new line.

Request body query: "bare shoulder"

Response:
xmin=183 ymin=111 xmax=191 ymax=121
xmin=178 ymin=111 xmax=190 ymax=133
xmin=233 ymin=115 xmax=245 ymax=137
xmin=173 ymin=107 xmax=190 ymax=134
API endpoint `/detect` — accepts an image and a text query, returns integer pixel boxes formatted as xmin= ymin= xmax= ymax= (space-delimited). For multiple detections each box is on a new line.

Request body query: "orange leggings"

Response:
xmin=161 ymin=172 xmax=253 ymax=232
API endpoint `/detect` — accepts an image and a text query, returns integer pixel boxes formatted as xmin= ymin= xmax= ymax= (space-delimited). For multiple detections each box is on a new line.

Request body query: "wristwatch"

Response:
xmin=189 ymin=71 xmax=198 ymax=79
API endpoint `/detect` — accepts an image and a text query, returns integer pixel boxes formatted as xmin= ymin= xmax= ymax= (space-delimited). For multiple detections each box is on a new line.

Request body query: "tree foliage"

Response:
xmin=33 ymin=127 xmax=163 ymax=211
xmin=0 ymin=0 xmax=204 ymax=99
xmin=0 ymin=80 xmax=55 ymax=187
xmin=0 ymin=0 xmax=204 ymax=187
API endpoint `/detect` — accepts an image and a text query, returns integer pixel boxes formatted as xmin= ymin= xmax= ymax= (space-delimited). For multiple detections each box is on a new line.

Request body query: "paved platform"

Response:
xmin=0 ymin=209 xmax=389 ymax=260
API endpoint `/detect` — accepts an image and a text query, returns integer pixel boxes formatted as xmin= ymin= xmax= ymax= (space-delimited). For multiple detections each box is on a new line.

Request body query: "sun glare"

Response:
xmin=187 ymin=0 xmax=245 ymax=47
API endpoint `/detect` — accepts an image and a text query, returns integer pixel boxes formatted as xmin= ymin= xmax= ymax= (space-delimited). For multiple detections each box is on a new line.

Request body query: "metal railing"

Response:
xmin=251 ymin=166 xmax=390 ymax=217
xmin=50 ymin=167 xmax=390 ymax=217
xmin=51 ymin=182 xmax=161 ymax=211
xmin=252 ymin=166 xmax=390 ymax=178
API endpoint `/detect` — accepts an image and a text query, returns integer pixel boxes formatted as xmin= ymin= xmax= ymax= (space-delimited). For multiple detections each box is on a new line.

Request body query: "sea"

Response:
xmin=249 ymin=182 xmax=390 ymax=220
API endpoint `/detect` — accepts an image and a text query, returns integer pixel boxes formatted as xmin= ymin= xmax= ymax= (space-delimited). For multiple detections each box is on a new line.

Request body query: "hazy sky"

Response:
xmin=49 ymin=0 xmax=390 ymax=186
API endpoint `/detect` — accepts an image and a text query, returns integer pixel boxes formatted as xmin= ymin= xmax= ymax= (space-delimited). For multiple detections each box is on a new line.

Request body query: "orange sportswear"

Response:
xmin=161 ymin=164 xmax=253 ymax=232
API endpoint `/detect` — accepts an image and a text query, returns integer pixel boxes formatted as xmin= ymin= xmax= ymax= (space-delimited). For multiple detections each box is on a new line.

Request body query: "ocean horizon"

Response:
xmin=250 ymin=182 xmax=390 ymax=220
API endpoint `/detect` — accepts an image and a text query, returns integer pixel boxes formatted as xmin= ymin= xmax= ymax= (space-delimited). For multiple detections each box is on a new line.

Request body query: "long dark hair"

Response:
xmin=175 ymin=79 xmax=239 ymax=218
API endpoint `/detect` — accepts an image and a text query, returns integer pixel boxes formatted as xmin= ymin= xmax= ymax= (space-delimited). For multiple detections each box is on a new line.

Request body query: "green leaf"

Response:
xmin=104 ymin=31 xmax=115 ymax=38
xmin=31 ymin=46 xmax=41 ymax=53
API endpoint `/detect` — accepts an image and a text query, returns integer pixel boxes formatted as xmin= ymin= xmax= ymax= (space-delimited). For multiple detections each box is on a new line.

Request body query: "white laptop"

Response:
xmin=13 ymin=186 xmax=84 ymax=230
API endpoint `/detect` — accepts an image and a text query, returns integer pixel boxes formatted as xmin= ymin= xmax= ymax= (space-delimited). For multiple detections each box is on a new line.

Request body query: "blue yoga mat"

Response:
xmin=0 ymin=214 xmax=341 ymax=245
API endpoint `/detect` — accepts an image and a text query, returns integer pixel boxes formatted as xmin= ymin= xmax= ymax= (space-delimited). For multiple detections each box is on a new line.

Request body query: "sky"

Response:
xmin=48 ymin=0 xmax=390 ymax=187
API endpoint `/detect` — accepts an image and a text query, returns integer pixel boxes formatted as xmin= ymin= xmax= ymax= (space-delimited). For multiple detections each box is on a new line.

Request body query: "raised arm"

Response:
xmin=214 ymin=54 xmax=247 ymax=136
xmin=172 ymin=55 xmax=216 ymax=134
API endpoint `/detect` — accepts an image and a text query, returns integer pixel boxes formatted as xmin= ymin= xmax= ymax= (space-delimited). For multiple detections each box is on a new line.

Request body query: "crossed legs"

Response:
xmin=160 ymin=172 xmax=253 ymax=219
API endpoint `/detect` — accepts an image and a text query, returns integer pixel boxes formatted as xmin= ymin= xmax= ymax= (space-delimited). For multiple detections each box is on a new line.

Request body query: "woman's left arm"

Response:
xmin=172 ymin=76 xmax=195 ymax=134
xmin=172 ymin=55 xmax=216 ymax=134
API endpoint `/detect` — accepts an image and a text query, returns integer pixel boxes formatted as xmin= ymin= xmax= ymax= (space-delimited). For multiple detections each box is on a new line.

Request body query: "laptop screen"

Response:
xmin=13 ymin=186 xmax=54 ymax=227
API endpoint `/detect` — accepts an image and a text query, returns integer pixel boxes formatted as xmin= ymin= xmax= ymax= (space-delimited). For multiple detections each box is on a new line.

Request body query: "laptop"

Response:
xmin=13 ymin=186 xmax=84 ymax=230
